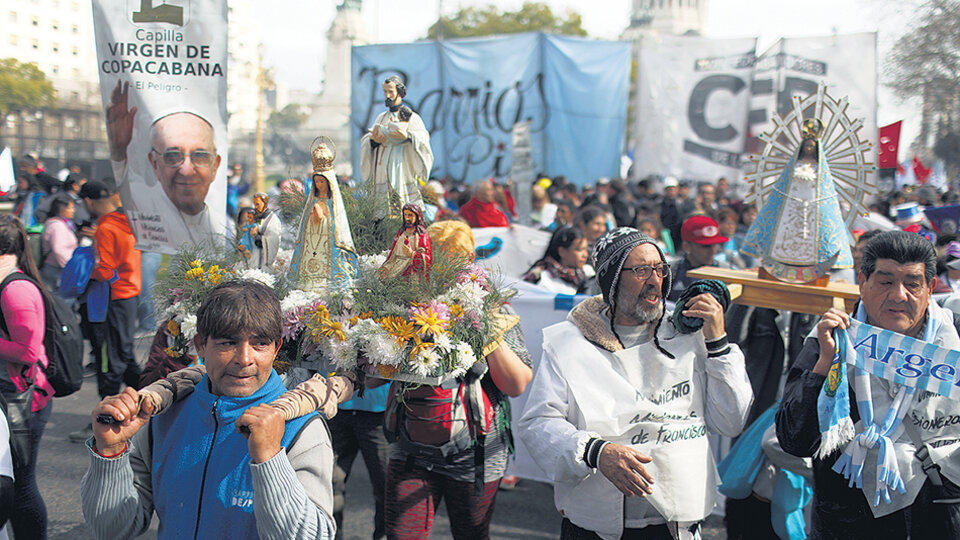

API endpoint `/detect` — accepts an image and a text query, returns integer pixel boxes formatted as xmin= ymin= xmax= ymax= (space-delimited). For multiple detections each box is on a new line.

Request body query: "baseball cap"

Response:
xmin=663 ymin=176 xmax=679 ymax=188
xmin=78 ymin=180 xmax=113 ymax=200
xmin=681 ymin=215 xmax=728 ymax=245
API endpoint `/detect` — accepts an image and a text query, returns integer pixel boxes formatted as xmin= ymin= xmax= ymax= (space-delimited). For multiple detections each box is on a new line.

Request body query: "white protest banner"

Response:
xmin=473 ymin=225 xmax=550 ymax=280
xmin=748 ymin=33 xmax=877 ymax=182
xmin=92 ymin=0 xmax=228 ymax=254
xmin=635 ymin=35 xmax=757 ymax=182
xmin=843 ymin=319 xmax=960 ymax=400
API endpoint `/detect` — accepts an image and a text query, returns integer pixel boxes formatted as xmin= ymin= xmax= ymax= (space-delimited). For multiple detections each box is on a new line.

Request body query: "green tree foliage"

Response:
xmin=426 ymin=1 xmax=587 ymax=40
xmin=268 ymin=104 xmax=308 ymax=130
xmin=0 ymin=58 xmax=56 ymax=118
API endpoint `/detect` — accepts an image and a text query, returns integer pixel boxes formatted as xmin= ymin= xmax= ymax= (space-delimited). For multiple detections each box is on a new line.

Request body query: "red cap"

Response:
xmin=681 ymin=215 xmax=728 ymax=245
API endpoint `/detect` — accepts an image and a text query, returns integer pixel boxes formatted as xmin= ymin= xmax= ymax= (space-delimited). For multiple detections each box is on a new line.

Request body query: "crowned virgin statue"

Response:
xmin=741 ymin=118 xmax=854 ymax=283
xmin=289 ymin=139 xmax=359 ymax=292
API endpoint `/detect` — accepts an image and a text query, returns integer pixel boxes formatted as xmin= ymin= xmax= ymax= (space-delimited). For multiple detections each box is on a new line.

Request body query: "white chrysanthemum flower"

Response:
xmin=322 ymin=338 xmax=358 ymax=370
xmin=280 ymin=289 xmax=323 ymax=313
xmin=433 ymin=332 xmax=453 ymax=352
xmin=455 ymin=342 xmax=477 ymax=370
xmin=410 ymin=346 xmax=441 ymax=377
xmin=179 ymin=314 xmax=198 ymax=341
xmin=352 ymin=320 xmax=404 ymax=366
xmin=238 ymin=268 xmax=277 ymax=288
xmin=160 ymin=302 xmax=180 ymax=322
xmin=371 ymin=334 xmax=404 ymax=366
xmin=359 ymin=253 xmax=388 ymax=274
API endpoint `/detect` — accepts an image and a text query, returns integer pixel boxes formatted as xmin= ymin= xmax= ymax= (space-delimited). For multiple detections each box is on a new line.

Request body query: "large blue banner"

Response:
xmin=351 ymin=33 xmax=630 ymax=186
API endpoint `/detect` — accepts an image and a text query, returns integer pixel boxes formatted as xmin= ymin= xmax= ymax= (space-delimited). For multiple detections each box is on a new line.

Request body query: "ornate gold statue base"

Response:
xmin=687 ymin=266 xmax=859 ymax=315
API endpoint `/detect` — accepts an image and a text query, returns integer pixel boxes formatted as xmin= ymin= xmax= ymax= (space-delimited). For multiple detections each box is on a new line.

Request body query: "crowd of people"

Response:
xmin=6 ymin=148 xmax=960 ymax=540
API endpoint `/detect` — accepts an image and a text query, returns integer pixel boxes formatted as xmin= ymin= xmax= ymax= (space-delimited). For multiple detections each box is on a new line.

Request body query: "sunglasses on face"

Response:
xmin=152 ymin=148 xmax=216 ymax=169
xmin=621 ymin=263 xmax=669 ymax=280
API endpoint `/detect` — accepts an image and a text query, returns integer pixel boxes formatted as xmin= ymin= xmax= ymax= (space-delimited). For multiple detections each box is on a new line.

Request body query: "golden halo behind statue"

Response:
xmin=745 ymin=82 xmax=876 ymax=232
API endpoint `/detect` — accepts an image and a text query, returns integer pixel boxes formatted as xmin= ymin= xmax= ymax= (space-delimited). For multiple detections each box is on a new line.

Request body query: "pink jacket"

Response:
xmin=42 ymin=217 xmax=78 ymax=268
xmin=0 ymin=273 xmax=53 ymax=411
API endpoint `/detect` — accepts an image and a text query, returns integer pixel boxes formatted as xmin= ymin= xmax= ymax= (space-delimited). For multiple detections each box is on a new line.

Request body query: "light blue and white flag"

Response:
xmin=821 ymin=315 xmax=960 ymax=506
xmin=843 ymin=319 xmax=960 ymax=401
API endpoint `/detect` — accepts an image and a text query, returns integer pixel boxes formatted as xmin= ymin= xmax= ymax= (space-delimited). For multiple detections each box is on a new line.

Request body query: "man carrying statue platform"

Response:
xmin=80 ymin=280 xmax=336 ymax=540
xmin=777 ymin=230 xmax=960 ymax=539
xmin=518 ymin=227 xmax=753 ymax=539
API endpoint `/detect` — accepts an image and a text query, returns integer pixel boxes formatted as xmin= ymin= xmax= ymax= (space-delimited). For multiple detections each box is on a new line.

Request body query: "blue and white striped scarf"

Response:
xmin=817 ymin=303 xmax=942 ymax=506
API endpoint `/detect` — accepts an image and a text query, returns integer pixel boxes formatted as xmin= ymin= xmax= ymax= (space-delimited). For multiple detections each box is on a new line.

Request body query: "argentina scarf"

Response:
xmin=817 ymin=303 xmax=942 ymax=506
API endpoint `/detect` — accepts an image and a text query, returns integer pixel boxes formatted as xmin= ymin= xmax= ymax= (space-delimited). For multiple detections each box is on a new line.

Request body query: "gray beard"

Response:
xmin=628 ymin=300 xmax=663 ymax=324
xmin=615 ymin=288 xmax=664 ymax=326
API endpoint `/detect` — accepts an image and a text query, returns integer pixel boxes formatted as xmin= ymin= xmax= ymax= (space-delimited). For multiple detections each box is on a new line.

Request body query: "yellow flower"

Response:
xmin=320 ymin=320 xmax=347 ymax=342
xmin=312 ymin=304 xmax=331 ymax=323
xmin=380 ymin=316 xmax=415 ymax=344
xmin=411 ymin=307 xmax=448 ymax=337
xmin=190 ymin=259 xmax=202 ymax=268
xmin=450 ymin=304 xmax=464 ymax=320
xmin=163 ymin=346 xmax=182 ymax=358
xmin=167 ymin=320 xmax=180 ymax=336
xmin=207 ymin=271 xmax=223 ymax=285
xmin=350 ymin=311 xmax=374 ymax=326
xmin=409 ymin=335 xmax=432 ymax=359
xmin=185 ymin=267 xmax=204 ymax=280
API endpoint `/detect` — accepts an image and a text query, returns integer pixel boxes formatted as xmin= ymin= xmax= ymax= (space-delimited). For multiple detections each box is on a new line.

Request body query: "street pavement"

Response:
xmin=35 ymin=335 xmax=726 ymax=539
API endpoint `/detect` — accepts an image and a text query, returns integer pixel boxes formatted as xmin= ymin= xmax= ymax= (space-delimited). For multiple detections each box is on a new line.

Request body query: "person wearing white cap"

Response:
xmin=105 ymin=80 xmax=224 ymax=251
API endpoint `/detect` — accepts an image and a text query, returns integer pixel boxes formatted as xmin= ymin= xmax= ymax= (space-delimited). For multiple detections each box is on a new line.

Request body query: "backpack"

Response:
xmin=0 ymin=273 xmax=84 ymax=397
xmin=57 ymin=245 xmax=95 ymax=300
xmin=383 ymin=362 xmax=497 ymax=493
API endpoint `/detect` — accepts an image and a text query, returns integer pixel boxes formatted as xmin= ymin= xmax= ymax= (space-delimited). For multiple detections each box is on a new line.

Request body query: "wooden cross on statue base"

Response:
xmin=686 ymin=266 xmax=859 ymax=315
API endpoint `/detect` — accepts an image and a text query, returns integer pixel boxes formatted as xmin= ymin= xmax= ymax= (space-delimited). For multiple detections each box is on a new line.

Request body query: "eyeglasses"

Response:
xmin=152 ymin=148 xmax=216 ymax=169
xmin=621 ymin=263 xmax=668 ymax=280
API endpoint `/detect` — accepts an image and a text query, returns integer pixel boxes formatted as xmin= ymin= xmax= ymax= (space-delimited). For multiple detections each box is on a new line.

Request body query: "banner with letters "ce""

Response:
xmin=634 ymin=33 xmax=877 ymax=184
xmin=635 ymin=35 xmax=757 ymax=182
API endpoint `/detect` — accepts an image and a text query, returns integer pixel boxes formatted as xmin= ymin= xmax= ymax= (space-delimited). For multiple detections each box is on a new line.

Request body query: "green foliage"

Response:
xmin=340 ymin=183 xmax=402 ymax=256
xmin=426 ymin=1 xmax=587 ymax=40
xmin=0 ymin=58 xmax=56 ymax=117
xmin=278 ymin=187 xmax=307 ymax=226
xmin=268 ymin=104 xmax=308 ymax=130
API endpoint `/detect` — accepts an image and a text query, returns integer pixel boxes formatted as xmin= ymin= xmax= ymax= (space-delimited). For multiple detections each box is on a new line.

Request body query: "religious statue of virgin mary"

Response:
xmin=289 ymin=138 xmax=359 ymax=292
xmin=741 ymin=117 xmax=855 ymax=283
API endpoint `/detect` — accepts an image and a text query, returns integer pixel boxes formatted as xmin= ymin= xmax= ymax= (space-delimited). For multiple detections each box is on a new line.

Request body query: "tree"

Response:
xmin=885 ymin=0 xmax=960 ymax=150
xmin=268 ymin=104 xmax=308 ymax=130
xmin=0 ymin=58 xmax=56 ymax=140
xmin=425 ymin=1 xmax=587 ymax=40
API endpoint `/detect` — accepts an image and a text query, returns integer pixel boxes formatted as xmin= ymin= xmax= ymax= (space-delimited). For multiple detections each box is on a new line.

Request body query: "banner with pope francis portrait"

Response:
xmin=92 ymin=0 xmax=229 ymax=254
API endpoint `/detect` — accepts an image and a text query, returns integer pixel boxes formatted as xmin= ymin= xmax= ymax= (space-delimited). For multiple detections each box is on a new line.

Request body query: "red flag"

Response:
xmin=878 ymin=121 xmax=901 ymax=169
xmin=913 ymin=156 xmax=931 ymax=184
